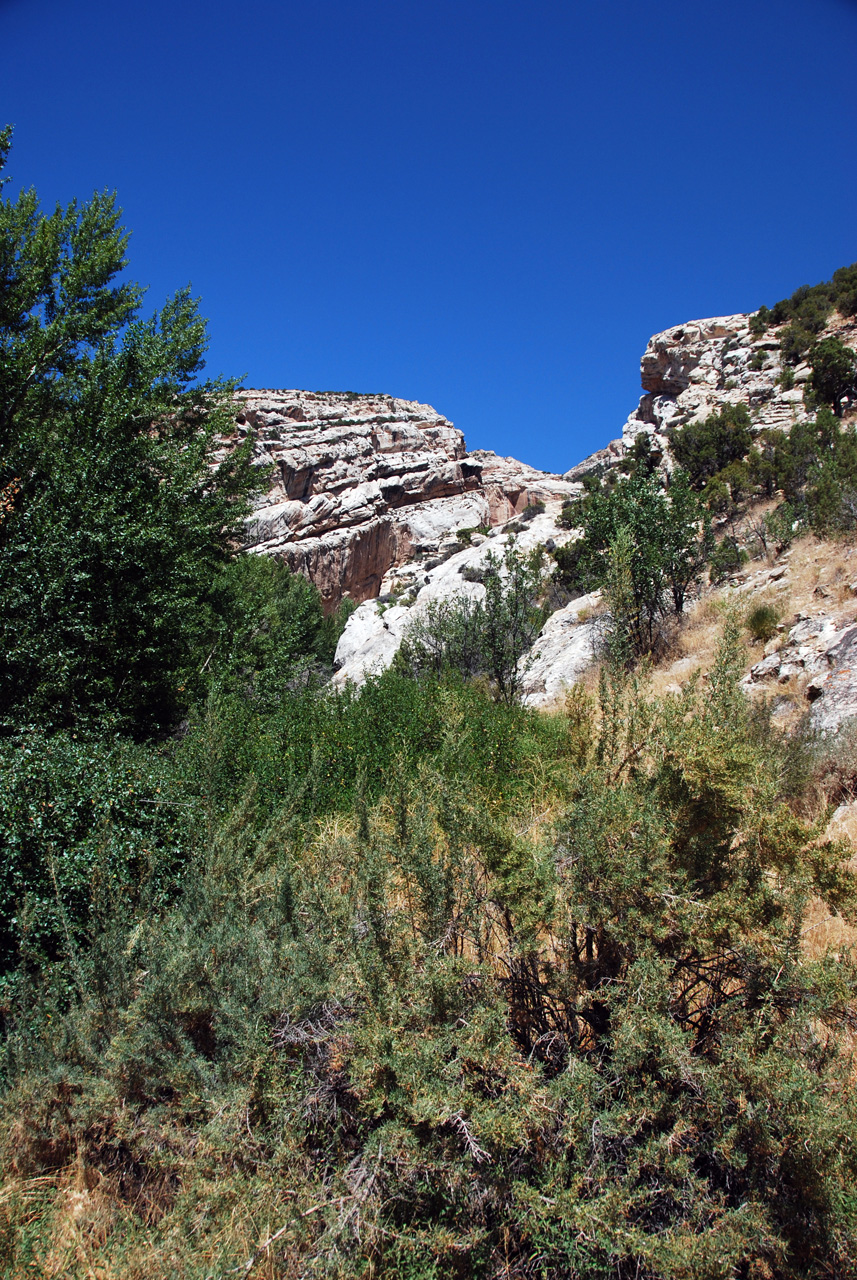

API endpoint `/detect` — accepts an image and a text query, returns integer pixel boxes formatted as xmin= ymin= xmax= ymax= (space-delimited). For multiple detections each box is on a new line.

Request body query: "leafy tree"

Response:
xmin=809 ymin=335 xmax=857 ymax=415
xmin=659 ymin=469 xmax=714 ymax=612
xmin=556 ymin=469 xmax=711 ymax=657
xmin=669 ymin=403 xmax=753 ymax=489
xmin=0 ymin=128 xmax=261 ymax=737
xmin=806 ymin=431 xmax=857 ymax=533
xmin=209 ymin=555 xmax=334 ymax=706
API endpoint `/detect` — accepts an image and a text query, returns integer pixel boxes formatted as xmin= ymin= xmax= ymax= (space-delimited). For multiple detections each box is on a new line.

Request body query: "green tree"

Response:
xmin=0 ymin=129 xmax=261 ymax=737
xmin=669 ymin=403 xmax=753 ymax=489
xmin=557 ymin=469 xmax=711 ymax=657
xmin=661 ymin=469 xmax=715 ymax=612
xmin=809 ymin=335 xmax=857 ymax=416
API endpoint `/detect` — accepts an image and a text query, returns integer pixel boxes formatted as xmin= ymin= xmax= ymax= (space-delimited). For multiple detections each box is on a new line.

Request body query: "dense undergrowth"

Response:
xmin=5 ymin=128 xmax=857 ymax=1278
xmin=4 ymin=627 xmax=857 ymax=1279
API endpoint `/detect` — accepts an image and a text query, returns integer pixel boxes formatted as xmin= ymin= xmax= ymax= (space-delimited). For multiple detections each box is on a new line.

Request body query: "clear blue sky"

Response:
xmin=3 ymin=0 xmax=857 ymax=472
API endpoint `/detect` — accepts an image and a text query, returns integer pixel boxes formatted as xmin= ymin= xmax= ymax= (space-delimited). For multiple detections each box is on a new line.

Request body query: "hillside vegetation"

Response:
xmin=3 ymin=131 xmax=857 ymax=1279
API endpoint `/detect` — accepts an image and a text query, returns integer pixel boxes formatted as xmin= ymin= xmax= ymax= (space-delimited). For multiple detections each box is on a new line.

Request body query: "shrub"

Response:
xmin=4 ymin=627 xmax=857 ymax=1278
xmin=520 ymin=500 xmax=545 ymax=521
xmin=701 ymin=474 xmax=732 ymax=514
xmin=765 ymin=500 xmax=799 ymax=552
xmin=557 ymin=499 xmax=583 ymax=529
xmin=670 ymin=403 xmax=753 ymax=489
xmin=749 ymin=306 xmax=770 ymax=336
xmin=0 ymin=729 xmax=192 ymax=983
xmin=397 ymin=543 xmax=550 ymax=702
xmin=620 ymin=432 xmax=660 ymax=477
xmin=809 ymin=336 xmax=857 ymax=416
xmin=757 ymin=263 xmax=857 ymax=367
xmin=455 ymin=524 xmax=492 ymax=545
xmin=746 ymin=602 xmax=781 ymax=644
xmin=709 ymin=536 xmax=746 ymax=583
xmin=766 ymin=408 xmax=839 ymax=500
xmin=806 ymin=432 xmax=857 ymax=533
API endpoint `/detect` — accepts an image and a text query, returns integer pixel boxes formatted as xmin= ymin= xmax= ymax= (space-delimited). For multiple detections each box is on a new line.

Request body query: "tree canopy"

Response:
xmin=0 ymin=128 xmax=261 ymax=737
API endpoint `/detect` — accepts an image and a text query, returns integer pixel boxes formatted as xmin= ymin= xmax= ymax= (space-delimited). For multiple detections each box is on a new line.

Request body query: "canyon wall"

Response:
xmin=567 ymin=309 xmax=857 ymax=481
xmin=228 ymin=389 xmax=578 ymax=605
xmin=219 ymin=306 xmax=857 ymax=706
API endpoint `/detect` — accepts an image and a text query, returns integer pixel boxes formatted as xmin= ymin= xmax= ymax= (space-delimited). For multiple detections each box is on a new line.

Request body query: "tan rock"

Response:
xmin=225 ymin=390 xmax=578 ymax=607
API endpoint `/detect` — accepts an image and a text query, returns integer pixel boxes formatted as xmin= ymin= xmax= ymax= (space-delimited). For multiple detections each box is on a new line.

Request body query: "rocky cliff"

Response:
xmin=228 ymin=390 xmax=578 ymax=606
xmin=567 ymin=308 xmax=857 ymax=480
xmin=226 ymin=307 xmax=857 ymax=712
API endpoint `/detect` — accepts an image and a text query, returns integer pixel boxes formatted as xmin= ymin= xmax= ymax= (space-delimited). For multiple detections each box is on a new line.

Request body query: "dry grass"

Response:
xmin=646 ymin=533 xmax=857 ymax=705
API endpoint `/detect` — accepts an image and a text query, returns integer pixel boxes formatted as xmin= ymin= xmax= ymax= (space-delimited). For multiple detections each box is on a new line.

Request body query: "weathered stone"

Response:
xmin=518 ymin=593 xmax=602 ymax=708
xmin=621 ymin=312 xmax=857 ymax=451
xmin=223 ymin=390 xmax=578 ymax=607
xmin=810 ymin=625 xmax=857 ymax=733
xmin=745 ymin=651 xmax=783 ymax=683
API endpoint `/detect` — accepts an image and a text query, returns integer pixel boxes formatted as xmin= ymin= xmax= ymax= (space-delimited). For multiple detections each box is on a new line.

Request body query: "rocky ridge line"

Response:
xmin=227 ymin=389 xmax=579 ymax=606
xmin=567 ymin=309 xmax=857 ymax=481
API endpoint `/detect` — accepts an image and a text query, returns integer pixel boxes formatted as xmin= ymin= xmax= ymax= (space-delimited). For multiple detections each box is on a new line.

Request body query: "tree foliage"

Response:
xmin=4 ymin=626 xmax=857 ymax=1278
xmin=669 ymin=403 xmax=754 ymax=489
xmin=555 ymin=469 xmax=712 ymax=657
xmin=0 ymin=129 xmax=261 ymax=737
xmin=397 ymin=542 xmax=550 ymax=702
xmin=809 ymin=336 xmax=857 ymax=416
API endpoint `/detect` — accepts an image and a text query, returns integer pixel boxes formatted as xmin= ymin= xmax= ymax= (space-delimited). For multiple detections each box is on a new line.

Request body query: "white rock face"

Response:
xmin=622 ymin=314 xmax=804 ymax=452
xmin=332 ymin=511 xmax=584 ymax=688
xmin=518 ymin=592 xmax=603 ymax=708
xmin=621 ymin=311 xmax=857 ymax=458
xmin=221 ymin=309 xmax=857 ymax=709
xmin=218 ymin=390 xmax=579 ymax=606
xmin=810 ymin=626 xmax=857 ymax=733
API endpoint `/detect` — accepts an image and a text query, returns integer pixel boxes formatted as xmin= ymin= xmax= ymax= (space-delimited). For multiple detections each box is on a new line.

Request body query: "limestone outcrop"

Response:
xmin=228 ymin=390 xmax=578 ymax=605
xmin=622 ymin=313 xmax=808 ymax=448
xmin=331 ymin=508 xmax=605 ymax=709
xmin=742 ymin=607 xmax=857 ymax=735
xmin=567 ymin=311 xmax=857 ymax=484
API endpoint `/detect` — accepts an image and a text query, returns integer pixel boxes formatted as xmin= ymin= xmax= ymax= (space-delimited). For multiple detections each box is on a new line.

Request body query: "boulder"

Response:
xmin=811 ymin=625 xmax=857 ymax=733
xmin=518 ymin=592 xmax=602 ymax=708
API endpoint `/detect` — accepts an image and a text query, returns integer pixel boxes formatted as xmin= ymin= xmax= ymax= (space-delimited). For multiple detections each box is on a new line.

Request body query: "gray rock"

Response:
xmin=518 ymin=593 xmax=602 ymax=708
xmin=810 ymin=626 xmax=857 ymax=732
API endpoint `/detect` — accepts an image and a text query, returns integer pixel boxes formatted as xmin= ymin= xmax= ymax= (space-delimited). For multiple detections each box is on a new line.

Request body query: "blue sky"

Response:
xmin=3 ymin=0 xmax=857 ymax=472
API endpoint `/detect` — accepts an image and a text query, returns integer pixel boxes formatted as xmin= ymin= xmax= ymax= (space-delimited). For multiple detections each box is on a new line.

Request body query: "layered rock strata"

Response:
xmin=330 ymin=509 xmax=597 ymax=705
xmin=622 ymin=313 xmax=809 ymax=448
xmin=567 ymin=311 xmax=857 ymax=482
xmin=230 ymin=311 xmax=857 ymax=710
xmin=229 ymin=390 xmax=578 ymax=605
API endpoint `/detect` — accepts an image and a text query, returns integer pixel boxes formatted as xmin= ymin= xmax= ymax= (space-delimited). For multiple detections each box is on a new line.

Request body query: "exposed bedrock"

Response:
xmin=566 ymin=310 xmax=857 ymax=483
xmin=225 ymin=389 xmax=579 ymax=606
